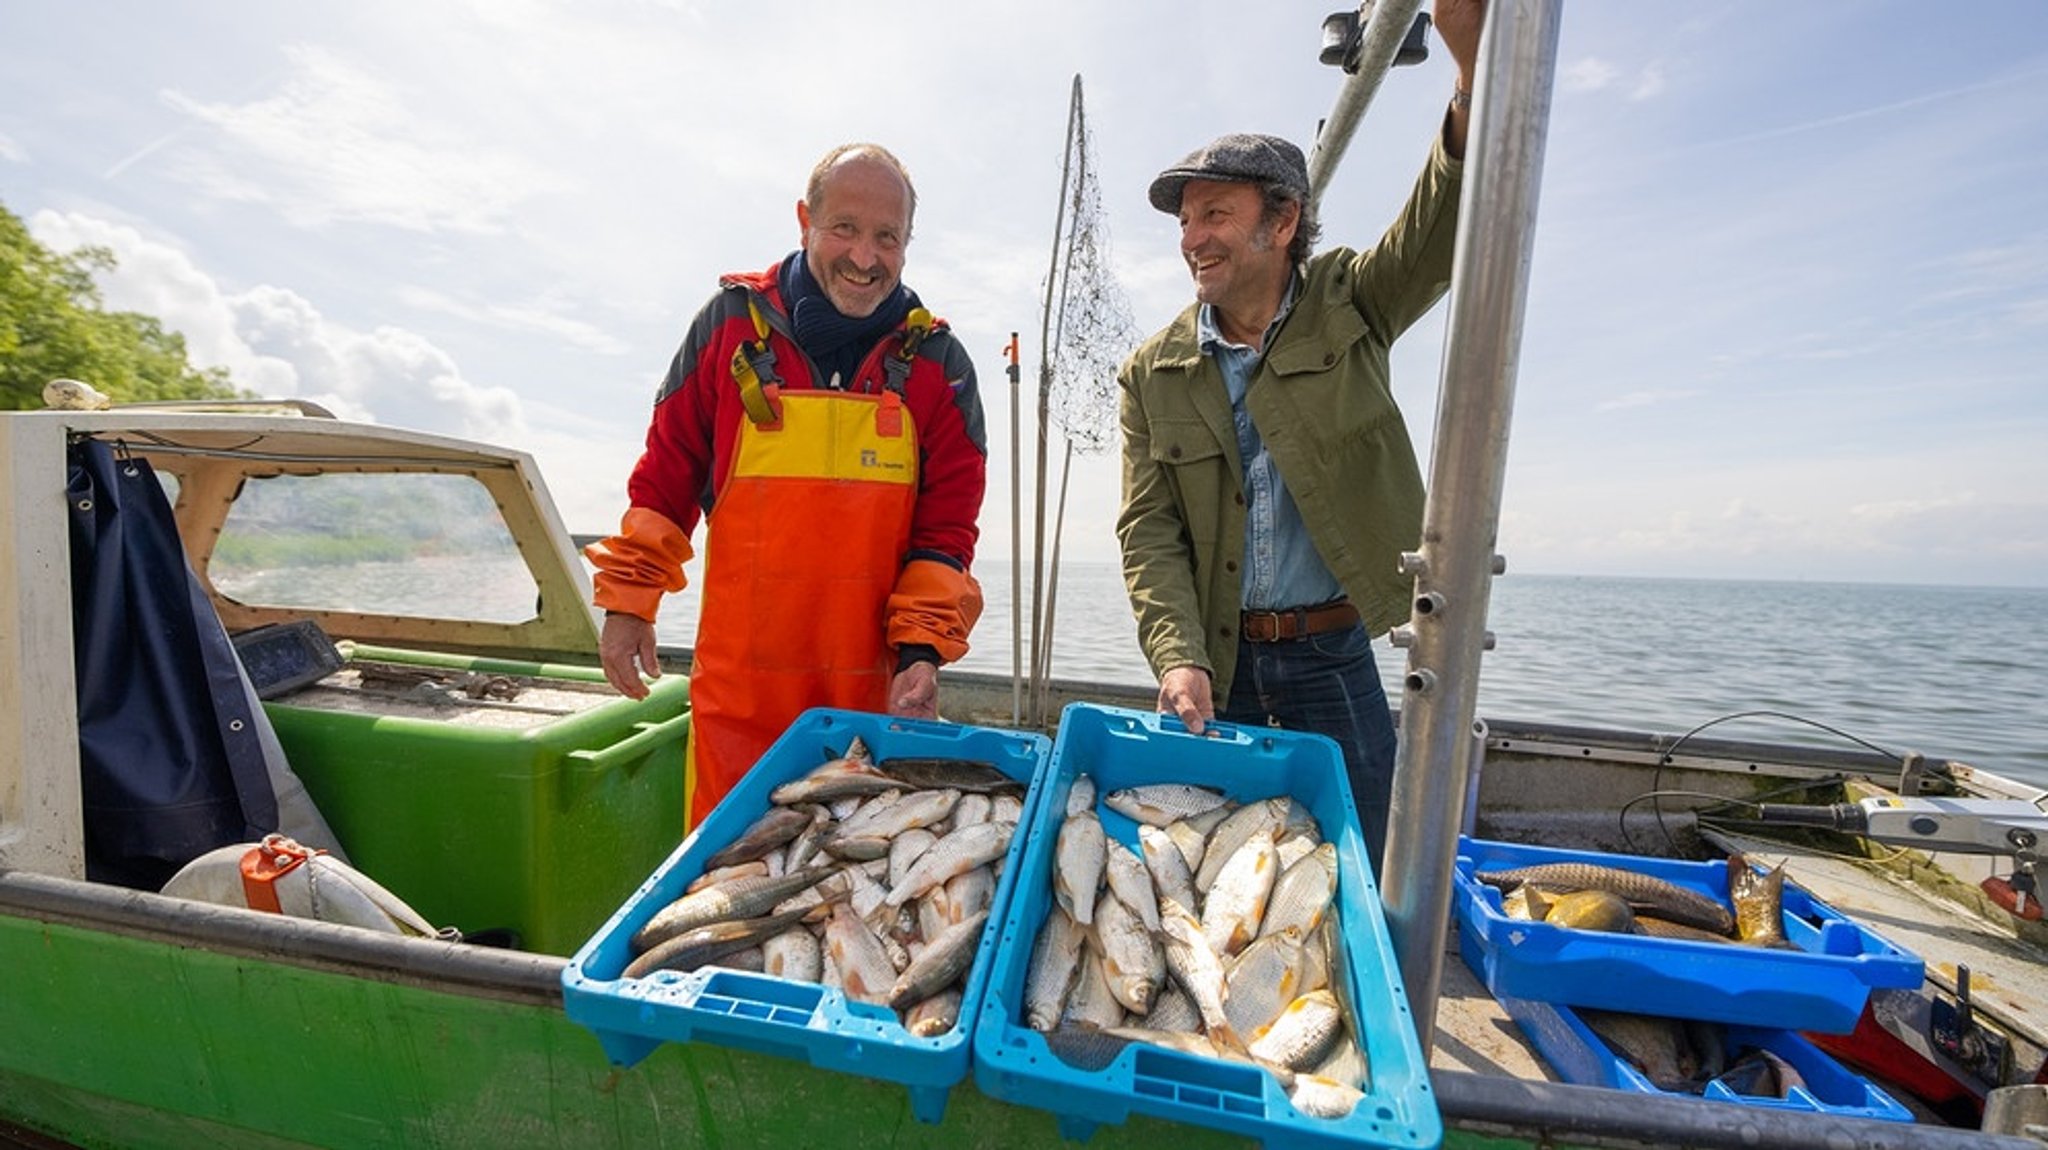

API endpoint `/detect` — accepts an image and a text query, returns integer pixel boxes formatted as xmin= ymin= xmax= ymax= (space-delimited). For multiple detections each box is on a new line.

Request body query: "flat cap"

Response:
xmin=1148 ymin=132 xmax=1309 ymax=214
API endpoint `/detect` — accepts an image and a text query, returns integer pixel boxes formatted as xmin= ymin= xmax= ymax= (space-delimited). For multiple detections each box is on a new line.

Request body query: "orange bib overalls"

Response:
xmin=684 ymin=379 xmax=919 ymax=826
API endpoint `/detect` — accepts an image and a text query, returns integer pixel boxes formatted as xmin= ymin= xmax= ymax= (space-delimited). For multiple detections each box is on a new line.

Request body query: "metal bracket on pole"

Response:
xmin=1306 ymin=0 xmax=1426 ymax=207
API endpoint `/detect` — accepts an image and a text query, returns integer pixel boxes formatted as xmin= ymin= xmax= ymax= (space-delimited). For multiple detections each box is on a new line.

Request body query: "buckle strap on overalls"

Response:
xmin=730 ymin=298 xmax=784 ymax=426
xmin=881 ymin=308 xmax=935 ymax=396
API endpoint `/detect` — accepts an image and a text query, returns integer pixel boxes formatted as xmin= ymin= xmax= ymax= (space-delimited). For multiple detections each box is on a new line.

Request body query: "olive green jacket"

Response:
xmin=1116 ymin=135 xmax=1462 ymax=706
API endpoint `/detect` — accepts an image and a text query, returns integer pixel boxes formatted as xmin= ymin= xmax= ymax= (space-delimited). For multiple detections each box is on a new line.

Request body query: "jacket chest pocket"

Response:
xmin=1146 ymin=416 xmax=1234 ymax=549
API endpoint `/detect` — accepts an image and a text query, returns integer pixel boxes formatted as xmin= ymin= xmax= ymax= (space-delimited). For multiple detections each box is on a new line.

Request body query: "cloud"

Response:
xmin=1593 ymin=386 xmax=1700 ymax=412
xmin=392 ymin=286 xmax=633 ymax=357
xmin=1629 ymin=63 xmax=1666 ymax=102
xmin=1561 ymin=58 xmax=1619 ymax=93
xmin=0 ymin=133 xmax=24 ymax=163
xmin=157 ymin=45 xmax=563 ymax=233
xmin=28 ymin=210 xmax=526 ymax=442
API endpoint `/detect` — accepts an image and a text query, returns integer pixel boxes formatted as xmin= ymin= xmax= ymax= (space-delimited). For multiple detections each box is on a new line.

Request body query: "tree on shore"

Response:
xmin=1 ymin=201 xmax=239 ymax=409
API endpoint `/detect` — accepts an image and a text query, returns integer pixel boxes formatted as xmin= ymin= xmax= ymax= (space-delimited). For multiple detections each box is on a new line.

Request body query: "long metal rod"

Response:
xmin=1031 ymin=77 xmax=1081 ymax=726
xmin=1381 ymin=0 xmax=1563 ymax=1051
xmin=1007 ymin=333 xmax=1023 ymax=725
xmin=1306 ymin=0 xmax=1424 ymax=207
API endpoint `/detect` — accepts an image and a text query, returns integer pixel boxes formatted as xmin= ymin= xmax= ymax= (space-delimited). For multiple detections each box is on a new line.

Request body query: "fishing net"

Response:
xmin=1044 ymin=112 xmax=1137 ymax=456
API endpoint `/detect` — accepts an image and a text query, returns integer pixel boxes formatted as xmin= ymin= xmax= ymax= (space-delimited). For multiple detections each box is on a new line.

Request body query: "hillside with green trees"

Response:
xmin=1 ymin=200 xmax=241 ymax=408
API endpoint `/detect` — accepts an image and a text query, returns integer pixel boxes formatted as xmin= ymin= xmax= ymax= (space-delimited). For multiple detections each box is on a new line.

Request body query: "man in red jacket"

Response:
xmin=586 ymin=143 xmax=987 ymax=825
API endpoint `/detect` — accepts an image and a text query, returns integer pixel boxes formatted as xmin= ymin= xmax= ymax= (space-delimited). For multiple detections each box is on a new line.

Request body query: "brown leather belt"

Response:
xmin=1239 ymin=599 xmax=1360 ymax=643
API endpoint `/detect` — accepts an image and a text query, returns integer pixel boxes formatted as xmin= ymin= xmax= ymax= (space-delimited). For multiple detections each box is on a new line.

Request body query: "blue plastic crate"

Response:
xmin=562 ymin=707 xmax=1052 ymax=1125
xmin=972 ymin=703 xmax=1442 ymax=1150
xmin=1453 ymin=837 xmax=1924 ymax=1034
xmin=1501 ymin=995 xmax=1914 ymax=1122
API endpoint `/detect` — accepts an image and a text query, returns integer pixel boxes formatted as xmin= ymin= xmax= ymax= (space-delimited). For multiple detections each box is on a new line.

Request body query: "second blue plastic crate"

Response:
xmin=973 ymin=702 xmax=1442 ymax=1150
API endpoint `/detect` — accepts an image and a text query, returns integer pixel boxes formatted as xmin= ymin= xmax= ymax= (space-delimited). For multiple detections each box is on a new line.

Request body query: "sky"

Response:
xmin=4 ymin=1 xmax=2046 ymax=590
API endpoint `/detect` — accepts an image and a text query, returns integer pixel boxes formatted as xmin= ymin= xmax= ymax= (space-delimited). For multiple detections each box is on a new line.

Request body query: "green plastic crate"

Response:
xmin=264 ymin=643 xmax=689 ymax=955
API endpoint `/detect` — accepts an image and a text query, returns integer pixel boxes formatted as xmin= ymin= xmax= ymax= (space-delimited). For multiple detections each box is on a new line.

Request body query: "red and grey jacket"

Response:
xmin=596 ymin=260 xmax=988 ymax=652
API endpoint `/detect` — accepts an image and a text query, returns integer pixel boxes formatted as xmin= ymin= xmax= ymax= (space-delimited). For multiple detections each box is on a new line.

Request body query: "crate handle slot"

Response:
xmin=567 ymin=711 xmax=691 ymax=777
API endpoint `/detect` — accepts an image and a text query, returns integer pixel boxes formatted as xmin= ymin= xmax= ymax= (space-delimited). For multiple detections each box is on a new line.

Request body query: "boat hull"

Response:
xmin=3 ymin=870 xmax=2012 ymax=1150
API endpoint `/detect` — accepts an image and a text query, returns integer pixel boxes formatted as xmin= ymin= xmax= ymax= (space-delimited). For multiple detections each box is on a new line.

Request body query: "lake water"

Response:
xmin=655 ymin=563 xmax=2048 ymax=792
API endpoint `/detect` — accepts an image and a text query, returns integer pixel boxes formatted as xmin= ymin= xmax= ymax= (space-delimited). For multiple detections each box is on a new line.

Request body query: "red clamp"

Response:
xmin=239 ymin=834 xmax=325 ymax=914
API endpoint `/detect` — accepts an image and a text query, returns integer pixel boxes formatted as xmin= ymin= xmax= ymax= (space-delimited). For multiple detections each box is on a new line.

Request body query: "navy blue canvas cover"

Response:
xmin=66 ymin=437 xmax=280 ymax=889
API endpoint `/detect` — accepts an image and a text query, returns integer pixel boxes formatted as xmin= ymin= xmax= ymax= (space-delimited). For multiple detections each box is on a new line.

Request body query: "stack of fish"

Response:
xmin=1574 ymin=1009 xmax=1812 ymax=1099
xmin=1476 ymin=853 xmax=1788 ymax=946
xmin=620 ymin=736 xmax=1024 ymax=1038
xmin=1021 ymin=774 xmax=1371 ymax=1120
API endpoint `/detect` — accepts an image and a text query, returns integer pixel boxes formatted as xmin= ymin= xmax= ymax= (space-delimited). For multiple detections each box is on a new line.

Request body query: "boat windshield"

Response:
xmin=208 ymin=472 xmax=539 ymax=624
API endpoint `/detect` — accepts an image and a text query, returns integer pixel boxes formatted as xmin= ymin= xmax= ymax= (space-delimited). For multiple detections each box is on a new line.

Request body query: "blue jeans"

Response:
xmin=1218 ymin=622 xmax=1397 ymax=873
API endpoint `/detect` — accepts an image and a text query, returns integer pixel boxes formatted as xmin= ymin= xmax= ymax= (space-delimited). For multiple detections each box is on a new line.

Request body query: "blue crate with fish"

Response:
xmin=1499 ymin=994 xmax=1914 ymax=1122
xmin=973 ymin=702 xmax=1442 ymax=1150
xmin=562 ymin=707 xmax=1052 ymax=1125
xmin=1453 ymin=836 xmax=1923 ymax=1034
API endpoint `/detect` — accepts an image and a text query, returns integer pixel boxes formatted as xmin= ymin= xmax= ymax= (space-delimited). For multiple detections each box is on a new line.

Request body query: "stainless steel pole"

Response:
xmin=1306 ymin=0 xmax=1424 ymax=207
xmin=1380 ymin=0 xmax=1562 ymax=1052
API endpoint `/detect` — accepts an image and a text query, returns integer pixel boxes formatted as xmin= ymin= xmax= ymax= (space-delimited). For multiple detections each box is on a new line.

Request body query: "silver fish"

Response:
xmin=885 ymin=820 xmax=1014 ymax=907
xmin=822 ymin=834 xmax=894 ymax=863
xmin=1062 ymin=940 xmax=1127 ymax=1031
xmin=1137 ymin=824 xmax=1199 ymax=918
xmin=1196 ymin=798 xmax=1290 ymax=894
xmin=762 ymin=925 xmax=821 ymax=983
xmin=1163 ymin=819 xmax=1210 ymax=876
xmin=1287 ymin=1072 xmax=1364 ymax=1119
xmin=887 ymin=828 xmax=939 ymax=889
xmin=1260 ymin=842 xmax=1338 ymax=942
xmin=704 ymin=805 xmax=813 ymax=870
xmin=833 ymin=787 xmax=960 ymax=845
xmin=1093 ymin=888 xmax=1164 ymax=1016
xmin=1103 ymin=837 xmax=1160 ymax=932
xmin=780 ymin=804 xmax=835 ymax=873
xmin=1223 ymin=928 xmax=1308 ymax=1041
xmin=1024 ymin=903 xmax=1087 ymax=1032
xmin=1102 ymin=783 xmax=1230 ymax=827
xmin=1309 ymin=1026 xmax=1371 ymax=1090
xmin=1065 ymin=774 xmax=1098 ymax=818
xmin=990 ymin=793 xmax=1026 ymax=824
xmin=1274 ymin=831 xmax=1319 ymax=873
xmin=712 ymin=946 xmax=766 ymax=974
xmin=904 ymin=988 xmax=964 ymax=1038
xmin=1248 ymin=988 xmax=1344 ymax=1071
xmin=632 ymin=865 xmax=837 ymax=953
xmin=624 ymin=903 xmax=820 ymax=980
xmin=685 ymin=859 xmax=769 ymax=895
xmin=1202 ymin=827 xmax=1279 ymax=957
xmin=824 ymin=901 xmax=902 ymax=1006
xmin=887 ymin=908 xmax=990 ymax=1011
xmin=1054 ymin=809 xmax=1107 ymax=926
xmin=1145 ymin=981 xmax=1204 ymax=1034
xmin=942 ymin=864 xmax=996 ymax=926
xmin=876 ymin=756 xmax=1024 ymax=795
xmin=1104 ymin=1027 xmax=1243 ymax=1063
xmin=949 ymin=792 xmax=993 ymax=831
xmin=916 ymin=888 xmax=951 ymax=944
xmin=837 ymin=862 xmax=892 ymax=924
xmin=1158 ymin=896 xmax=1241 ymax=1053
xmin=769 ymin=740 xmax=902 ymax=805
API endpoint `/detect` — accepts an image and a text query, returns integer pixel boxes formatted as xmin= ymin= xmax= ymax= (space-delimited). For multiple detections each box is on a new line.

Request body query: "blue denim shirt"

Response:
xmin=1198 ymin=279 xmax=1345 ymax=612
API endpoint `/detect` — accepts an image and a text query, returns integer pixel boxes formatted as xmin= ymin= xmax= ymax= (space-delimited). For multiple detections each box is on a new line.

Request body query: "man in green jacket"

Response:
xmin=1115 ymin=0 xmax=1481 ymax=869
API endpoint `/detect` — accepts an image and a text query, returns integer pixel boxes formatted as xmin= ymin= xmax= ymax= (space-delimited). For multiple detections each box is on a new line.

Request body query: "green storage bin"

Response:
xmin=263 ymin=643 xmax=689 ymax=956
